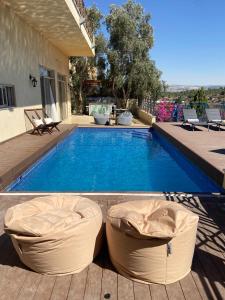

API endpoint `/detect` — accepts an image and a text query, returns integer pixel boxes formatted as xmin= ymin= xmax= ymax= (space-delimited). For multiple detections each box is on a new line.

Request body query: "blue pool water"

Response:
xmin=9 ymin=128 xmax=222 ymax=192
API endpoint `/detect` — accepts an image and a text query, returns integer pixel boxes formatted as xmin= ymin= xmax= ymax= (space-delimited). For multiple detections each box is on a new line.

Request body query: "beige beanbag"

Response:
xmin=4 ymin=195 xmax=103 ymax=275
xmin=106 ymin=200 xmax=199 ymax=284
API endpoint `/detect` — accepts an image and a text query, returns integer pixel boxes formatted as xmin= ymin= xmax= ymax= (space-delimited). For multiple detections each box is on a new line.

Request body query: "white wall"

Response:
xmin=0 ymin=2 xmax=71 ymax=142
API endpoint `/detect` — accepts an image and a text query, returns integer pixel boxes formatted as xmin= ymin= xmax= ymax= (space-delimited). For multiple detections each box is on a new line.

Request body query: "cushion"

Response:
xmin=106 ymin=200 xmax=199 ymax=284
xmin=187 ymin=118 xmax=199 ymax=123
xmin=210 ymin=119 xmax=221 ymax=123
xmin=33 ymin=118 xmax=44 ymax=127
xmin=44 ymin=117 xmax=53 ymax=124
xmin=4 ymin=196 xmax=103 ymax=275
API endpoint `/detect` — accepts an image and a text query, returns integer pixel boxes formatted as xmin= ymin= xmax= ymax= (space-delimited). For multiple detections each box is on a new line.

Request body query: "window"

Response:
xmin=39 ymin=66 xmax=56 ymax=108
xmin=0 ymin=84 xmax=16 ymax=107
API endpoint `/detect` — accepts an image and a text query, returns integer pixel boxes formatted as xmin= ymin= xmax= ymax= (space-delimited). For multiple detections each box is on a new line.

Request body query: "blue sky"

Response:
xmin=85 ymin=0 xmax=225 ymax=86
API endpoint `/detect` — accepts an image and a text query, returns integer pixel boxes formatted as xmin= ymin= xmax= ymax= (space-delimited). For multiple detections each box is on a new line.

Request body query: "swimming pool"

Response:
xmin=8 ymin=128 xmax=222 ymax=192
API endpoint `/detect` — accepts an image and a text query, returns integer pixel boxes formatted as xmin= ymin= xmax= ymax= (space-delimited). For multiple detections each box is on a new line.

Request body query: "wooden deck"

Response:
xmin=0 ymin=193 xmax=224 ymax=300
xmin=0 ymin=124 xmax=76 ymax=191
xmin=154 ymin=122 xmax=225 ymax=188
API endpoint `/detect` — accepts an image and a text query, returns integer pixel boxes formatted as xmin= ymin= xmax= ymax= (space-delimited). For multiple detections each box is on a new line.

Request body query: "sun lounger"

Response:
xmin=205 ymin=108 xmax=225 ymax=131
xmin=182 ymin=109 xmax=207 ymax=131
xmin=24 ymin=109 xmax=52 ymax=135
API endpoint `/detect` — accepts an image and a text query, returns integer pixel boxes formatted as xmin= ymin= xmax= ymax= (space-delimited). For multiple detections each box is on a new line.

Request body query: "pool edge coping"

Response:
xmin=3 ymin=125 xmax=224 ymax=194
xmin=153 ymin=123 xmax=225 ymax=189
xmin=0 ymin=126 xmax=77 ymax=191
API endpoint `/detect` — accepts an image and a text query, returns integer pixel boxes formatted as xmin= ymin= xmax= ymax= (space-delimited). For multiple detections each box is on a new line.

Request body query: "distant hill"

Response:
xmin=168 ymin=85 xmax=225 ymax=92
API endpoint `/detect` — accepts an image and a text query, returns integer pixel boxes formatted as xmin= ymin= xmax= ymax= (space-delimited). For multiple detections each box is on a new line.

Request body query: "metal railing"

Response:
xmin=141 ymin=99 xmax=225 ymax=122
xmin=72 ymin=0 xmax=94 ymax=43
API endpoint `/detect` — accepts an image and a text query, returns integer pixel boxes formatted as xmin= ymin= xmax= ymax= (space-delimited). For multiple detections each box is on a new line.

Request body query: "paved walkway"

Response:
xmin=65 ymin=114 xmax=147 ymax=126
xmin=0 ymin=125 xmax=75 ymax=190
xmin=154 ymin=122 xmax=225 ymax=188
xmin=0 ymin=193 xmax=224 ymax=300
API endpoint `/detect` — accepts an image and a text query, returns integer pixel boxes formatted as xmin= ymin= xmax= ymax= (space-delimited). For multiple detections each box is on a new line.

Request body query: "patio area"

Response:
xmin=0 ymin=193 xmax=224 ymax=300
xmin=65 ymin=114 xmax=147 ymax=127
xmin=0 ymin=124 xmax=76 ymax=191
xmin=0 ymin=119 xmax=148 ymax=192
xmin=154 ymin=122 xmax=225 ymax=188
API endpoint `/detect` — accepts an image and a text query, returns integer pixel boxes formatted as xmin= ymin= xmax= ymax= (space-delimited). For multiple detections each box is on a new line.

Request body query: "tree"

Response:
xmin=106 ymin=0 xmax=162 ymax=107
xmin=190 ymin=87 xmax=208 ymax=115
xmin=70 ymin=5 xmax=107 ymax=113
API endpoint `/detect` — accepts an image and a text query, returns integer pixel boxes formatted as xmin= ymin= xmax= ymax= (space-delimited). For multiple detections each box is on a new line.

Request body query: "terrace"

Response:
xmin=0 ymin=193 xmax=224 ymax=299
xmin=0 ymin=122 xmax=225 ymax=299
xmin=1 ymin=0 xmax=224 ymax=298
xmin=154 ymin=122 xmax=225 ymax=188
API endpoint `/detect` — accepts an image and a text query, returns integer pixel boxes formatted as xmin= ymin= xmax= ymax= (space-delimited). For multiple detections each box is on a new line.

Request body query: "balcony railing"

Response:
xmin=72 ymin=0 xmax=94 ymax=43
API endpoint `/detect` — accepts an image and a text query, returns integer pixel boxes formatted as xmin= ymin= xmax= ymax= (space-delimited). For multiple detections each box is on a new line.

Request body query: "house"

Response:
xmin=0 ymin=0 xmax=94 ymax=142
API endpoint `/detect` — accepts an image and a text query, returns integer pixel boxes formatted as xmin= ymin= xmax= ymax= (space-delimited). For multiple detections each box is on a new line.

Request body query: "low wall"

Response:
xmin=137 ymin=109 xmax=156 ymax=125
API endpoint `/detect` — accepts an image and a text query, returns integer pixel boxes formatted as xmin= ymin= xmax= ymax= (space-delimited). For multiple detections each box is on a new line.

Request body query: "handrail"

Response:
xmin=72 ymin=0 xmax=94 ymax=43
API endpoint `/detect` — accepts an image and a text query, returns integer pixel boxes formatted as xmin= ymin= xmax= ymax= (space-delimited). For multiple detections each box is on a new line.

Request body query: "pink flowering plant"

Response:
xmin=155 ymin=101 xmax=184 ymax=122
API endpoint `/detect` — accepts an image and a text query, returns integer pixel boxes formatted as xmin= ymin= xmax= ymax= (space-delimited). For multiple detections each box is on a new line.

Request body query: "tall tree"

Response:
xmin=190 ymin=87 xmax=208 ymax=115
xmin=106 ymin=0 xmax=162 ymax=107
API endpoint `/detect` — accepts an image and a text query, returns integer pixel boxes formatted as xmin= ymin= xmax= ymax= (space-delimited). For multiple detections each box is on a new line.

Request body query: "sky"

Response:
xmin=85 ymin=0 xmax=225 ymax=86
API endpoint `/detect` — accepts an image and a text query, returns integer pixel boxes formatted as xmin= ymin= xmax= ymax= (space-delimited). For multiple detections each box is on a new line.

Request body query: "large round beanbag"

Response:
xmin=106 ymin=200 xmax=199 ymax=284
xmin=4 ymin=195 xmax=103 ymax=275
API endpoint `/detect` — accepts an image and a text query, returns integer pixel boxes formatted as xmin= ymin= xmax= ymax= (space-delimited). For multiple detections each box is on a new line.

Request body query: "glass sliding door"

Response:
xmin=57 ymin=74 xmax=68 ymax=120
xmin=39 ymin=66 xmax=60 ymax=121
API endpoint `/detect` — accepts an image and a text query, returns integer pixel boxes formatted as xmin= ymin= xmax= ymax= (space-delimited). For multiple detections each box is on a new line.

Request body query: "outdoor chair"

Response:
xmin=205 ymin=108 xmax=225 ymax=131
xmin=106 ymin=200 xmax=199 ymax=284
xmin=182 ymin=109 xmax=207 ymax=131
xmin=25 ymin=109 xmax=61 ymax=135
xmin=24 ymin=109 xmax=52 ymax=135
xmin=4 ymin=195 xmax=103 ymax=275
xmin=117 ymin=111 xmax=133 ymax=126
xmin=36 ymin=109 xmax=61 ymax=132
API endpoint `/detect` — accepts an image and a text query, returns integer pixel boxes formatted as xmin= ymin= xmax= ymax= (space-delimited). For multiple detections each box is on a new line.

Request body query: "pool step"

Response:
xmin=131 ymin=130 xmax=152 ymax=140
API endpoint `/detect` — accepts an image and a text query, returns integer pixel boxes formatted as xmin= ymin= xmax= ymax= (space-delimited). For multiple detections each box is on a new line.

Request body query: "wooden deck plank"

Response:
xmin=84 ymin=262 xmax=103 ymax=300
xmin=150 ymin=284 xmax=168 ymax=300
xmin=101 ymin=253 xmax=118 ymax=300
xmin=165 ymin=282 xmax=185 ymax=300
xmin=17 ymin=271 xmax=42 ymax=300
xmin=179 ymin=272 xmax=201 ymax=300
xmin=178 ymin=196 xmax=225 ymax=300
xmin=133 ymin=282 xmax=151 ymax=300
xmin=179 ymin=197 xmax=225 ymax=300
xmin=0 ymin=194 xmax=224 ymax=300
xmin=50 ymin=275 xmax=72 ymax=300
xmin=33 ymin=276 xmax=56 ymax=300
xmin=0 ymin=252 xmax=27 ymax=300
xmin=118 ymin=275 xmax=134 ymax=300
xmin=196 ymin=249 xmax=225 ymax=300
xmin=191 ymin=256 xmax=218 ymax=300
xmin=67 ymin=268 xmax=88 ymax=300
xmin=0 ymin=237 xmax=20 ymax=288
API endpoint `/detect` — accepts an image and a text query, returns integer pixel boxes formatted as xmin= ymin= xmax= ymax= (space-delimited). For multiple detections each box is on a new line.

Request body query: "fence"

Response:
xmin=141 ymin=99 xmax=225 ymax=122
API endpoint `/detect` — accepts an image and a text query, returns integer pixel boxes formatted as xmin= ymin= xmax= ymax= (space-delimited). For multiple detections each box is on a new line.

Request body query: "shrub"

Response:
xmin=155 ymin=101 xmax=183 ymax=122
